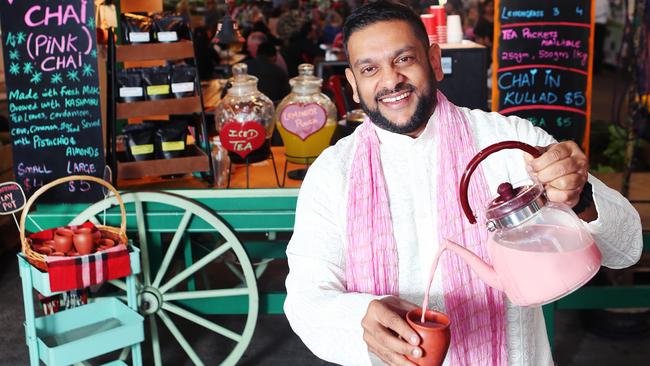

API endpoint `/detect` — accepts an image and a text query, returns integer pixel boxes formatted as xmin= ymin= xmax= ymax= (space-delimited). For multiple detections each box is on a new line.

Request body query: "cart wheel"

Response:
xmin=70 ymin=191 xmax=259 ymax=366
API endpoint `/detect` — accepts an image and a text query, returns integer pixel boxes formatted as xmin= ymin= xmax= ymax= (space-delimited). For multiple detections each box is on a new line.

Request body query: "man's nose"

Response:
xmin=379 ymin=66 xmax=406 ymax=92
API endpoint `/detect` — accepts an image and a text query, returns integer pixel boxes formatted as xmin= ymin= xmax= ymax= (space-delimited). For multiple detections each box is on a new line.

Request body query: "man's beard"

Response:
xmin=358 ymin=73 xmax=437 ymax=135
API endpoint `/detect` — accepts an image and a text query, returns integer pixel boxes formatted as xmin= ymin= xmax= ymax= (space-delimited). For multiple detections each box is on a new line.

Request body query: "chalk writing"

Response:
xmin=493 ymin=0 xmax=592 ymax=147
xmin=0 ymin=182 xmax=26 ymax=215
xmin=280 ymin=103 xmax=327 ymax=141
xmin=1 ymin=0 xmax=104 ymax=202
xmin=219 ymin=121 xmax=267 ymax=158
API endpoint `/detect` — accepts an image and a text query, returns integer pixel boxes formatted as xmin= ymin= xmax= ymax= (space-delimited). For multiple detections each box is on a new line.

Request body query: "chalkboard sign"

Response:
xmin=0 ymin=0 xmax=104 ymax=202
xmin=492 ymin=0 xmax=594 ymax=152
xmin=0 ymin=182 xmax=26 ymax=215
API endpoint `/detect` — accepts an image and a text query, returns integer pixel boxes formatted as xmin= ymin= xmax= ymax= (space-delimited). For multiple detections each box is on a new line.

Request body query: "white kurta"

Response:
xmin=284 ymin=107 xmax=643 ymax=366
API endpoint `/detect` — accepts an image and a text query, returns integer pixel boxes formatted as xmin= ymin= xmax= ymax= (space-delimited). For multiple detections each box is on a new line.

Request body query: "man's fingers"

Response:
xmin=546 ymin=173 xmax=586 ymax=191
xmin=366 ymin=333 xmax=420 ymax=366
xmin=545 ymin=186 xmax=581 ymax=207
xmin=535 ymin=158 xmax=584 ymax=183
xmin=376 ymin=306 xmax=420 ymax=345
xmin=529 ymin=144 xmax=571 ymax=172
xmin=368 ymin=327 xmax=422 ymax=365
xmin=522 ymin=145 xmax=547 ymax=164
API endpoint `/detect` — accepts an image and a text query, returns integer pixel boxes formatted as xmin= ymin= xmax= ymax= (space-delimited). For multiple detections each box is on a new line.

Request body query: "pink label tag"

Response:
xmin=280 ymin=103 xmax=327 ymax=141
xmin=219 ymin=120 xmax=266 ymax=158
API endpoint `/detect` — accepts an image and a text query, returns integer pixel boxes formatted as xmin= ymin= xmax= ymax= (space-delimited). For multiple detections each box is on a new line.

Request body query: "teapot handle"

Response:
xmin=460 ymin=141 xmax=542 ymax=224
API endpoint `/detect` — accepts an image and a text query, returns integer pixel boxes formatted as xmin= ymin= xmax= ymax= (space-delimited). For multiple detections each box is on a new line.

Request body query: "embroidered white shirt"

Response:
xmin=284 ymin=108 xmax=643 ymax=366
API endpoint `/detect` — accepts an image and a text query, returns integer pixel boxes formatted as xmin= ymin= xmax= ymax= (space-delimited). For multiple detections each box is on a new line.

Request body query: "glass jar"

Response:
xmin=274 ymin=64 xmax=337 ymax=164
xmin=215 ymin=63 xmax=275 ymax=163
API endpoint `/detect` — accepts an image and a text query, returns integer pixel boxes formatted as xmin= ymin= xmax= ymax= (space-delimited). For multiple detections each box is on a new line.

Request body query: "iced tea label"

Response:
xmin=219 ymin=120 xmax=266 ymax=158
xmin=280 ymin=103 xmax=327 ymax=141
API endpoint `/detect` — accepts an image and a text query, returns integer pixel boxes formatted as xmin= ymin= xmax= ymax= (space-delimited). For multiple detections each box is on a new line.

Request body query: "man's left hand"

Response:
xmin=526 ymin=141 xmax=588 ymax=207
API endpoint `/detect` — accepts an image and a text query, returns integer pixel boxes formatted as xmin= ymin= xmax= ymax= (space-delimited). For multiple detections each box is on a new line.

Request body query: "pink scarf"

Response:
xmin=345 ymin=91 xmax=507 ymax=365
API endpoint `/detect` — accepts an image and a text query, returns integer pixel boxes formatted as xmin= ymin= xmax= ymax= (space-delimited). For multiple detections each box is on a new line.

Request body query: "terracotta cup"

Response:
xmin=54 ymin=228 xmax=74 ymax=253
xmin=73 ymin=228 xmax=95 ymax=255
xmin=35 ymin=246 xmax=53 ymax=255
xmin=91 ymin=228 xmax=102 ymax=242
xmin=97 ymin=238 xmax=115 ymax=248
xmin=43 ymin=240 xmax=56 ymax=250
xmin=405 ymin=309 xmax=451 ymax=366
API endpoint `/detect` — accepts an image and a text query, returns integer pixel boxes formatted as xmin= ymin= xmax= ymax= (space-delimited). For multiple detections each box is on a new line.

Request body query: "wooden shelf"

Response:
xmin=116 ymin=96 xmax=202 ymax=119
xmin=116 ymin=40 xmax=195 ymax=62
xmin=117 ymin=144 xmax=210 ymax=180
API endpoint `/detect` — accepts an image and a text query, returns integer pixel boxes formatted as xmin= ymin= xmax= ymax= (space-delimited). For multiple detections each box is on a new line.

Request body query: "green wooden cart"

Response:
xmin=23 ymin=187 xmax=649 ymax=364
xmin=24 ymin=188 xmax=298 ymax=365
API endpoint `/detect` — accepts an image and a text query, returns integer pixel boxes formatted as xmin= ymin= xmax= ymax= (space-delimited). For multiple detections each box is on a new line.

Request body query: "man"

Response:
xmin=284 ymin=2 xmax=642 ymax=366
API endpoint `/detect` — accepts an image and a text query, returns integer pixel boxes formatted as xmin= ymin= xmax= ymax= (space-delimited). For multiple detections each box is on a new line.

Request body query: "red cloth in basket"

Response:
xmin=45 ymin=244 xmax=131 ymax=292
xmin=29 ymin=222 xmax=132 ymax=292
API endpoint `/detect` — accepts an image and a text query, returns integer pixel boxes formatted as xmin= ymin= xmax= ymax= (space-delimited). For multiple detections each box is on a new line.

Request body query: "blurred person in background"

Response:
xmin=247 ymin=31 xmax=289 ymax=74
xmin=245 ymin=41 xmax=291 ymax=102
xmin=322 ymin=10 xmax=344 ymax=45
xmin=194 ymin=26 xmax=221 ymax=80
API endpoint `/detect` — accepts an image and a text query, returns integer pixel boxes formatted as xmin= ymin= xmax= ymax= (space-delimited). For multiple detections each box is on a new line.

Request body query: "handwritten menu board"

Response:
xmin=493 ymin=0 xmax=594 ymax=151
xmin=0 ymin=0 xmax=104 ymax=202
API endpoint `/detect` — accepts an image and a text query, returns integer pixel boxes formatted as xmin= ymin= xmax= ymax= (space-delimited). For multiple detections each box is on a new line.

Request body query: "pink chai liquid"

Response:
xmin=421 ymin=246 xmax=445 ymax=323
xmin=490 ymin=239 xmax=601 ymax=306
xmin=421 ymin=224 xmax=601 ymax=320
xmin=419 ymin=320 xmax=446 ymax=328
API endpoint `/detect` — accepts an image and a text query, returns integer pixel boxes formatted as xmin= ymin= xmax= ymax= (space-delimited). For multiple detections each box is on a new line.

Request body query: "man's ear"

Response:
xmin=428 ymin=43 xmax=444 ymax=82
xmin=345 ymin=67 xmax=360 ymax=103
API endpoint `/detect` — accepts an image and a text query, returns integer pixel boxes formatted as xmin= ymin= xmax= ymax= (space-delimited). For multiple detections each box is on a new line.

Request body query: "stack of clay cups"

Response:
xmin=48 ymin=226 xmax=116 ymax=256
xmin=429 ymin=6 xmax=447 ymax=44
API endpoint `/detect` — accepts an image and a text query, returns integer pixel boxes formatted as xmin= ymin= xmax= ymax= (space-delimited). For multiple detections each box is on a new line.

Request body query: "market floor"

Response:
xmin=0 ymin=251 xmax=648 ymax=366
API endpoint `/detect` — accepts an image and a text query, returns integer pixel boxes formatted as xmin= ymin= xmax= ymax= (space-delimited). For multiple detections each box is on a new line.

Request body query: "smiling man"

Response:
xmin=284 ymin=2 xmax=642 ymax=365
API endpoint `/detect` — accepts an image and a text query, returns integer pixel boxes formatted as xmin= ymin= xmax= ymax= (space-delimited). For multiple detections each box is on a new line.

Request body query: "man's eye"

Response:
xmin=361 ymin=66 xmax=377 ymax=75
xmin=397 ymin=56 xmax=414 ymax=64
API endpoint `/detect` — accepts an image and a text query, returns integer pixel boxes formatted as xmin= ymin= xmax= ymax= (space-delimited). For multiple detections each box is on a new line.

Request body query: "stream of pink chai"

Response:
xmin=419 ymin=225 xmax=602 ymax=324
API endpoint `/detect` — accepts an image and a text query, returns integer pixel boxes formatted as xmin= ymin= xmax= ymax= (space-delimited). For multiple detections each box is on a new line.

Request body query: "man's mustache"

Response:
xmin=374 ymin=83 xmax=416 ymax=102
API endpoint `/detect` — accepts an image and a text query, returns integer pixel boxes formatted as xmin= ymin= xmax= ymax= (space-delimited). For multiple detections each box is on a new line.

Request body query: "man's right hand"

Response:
xmin=362 ymin=296 xmax=423 ymax=365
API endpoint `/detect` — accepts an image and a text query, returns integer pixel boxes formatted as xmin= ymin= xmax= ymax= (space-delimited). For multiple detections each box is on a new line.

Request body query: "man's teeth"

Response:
xmin=381 ymin=92 xmax=410 ymax=103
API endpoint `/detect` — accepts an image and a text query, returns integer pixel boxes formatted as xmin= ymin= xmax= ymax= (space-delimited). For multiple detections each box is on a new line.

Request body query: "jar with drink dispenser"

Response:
xmin=274 ymin=64 xmax=337 ymax=164
xmin=215 ymin=63 xmax=275 ymax=163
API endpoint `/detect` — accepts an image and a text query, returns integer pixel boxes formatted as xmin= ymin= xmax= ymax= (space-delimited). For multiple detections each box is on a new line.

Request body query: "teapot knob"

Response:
xmin=497 ymin=182 xmax=516 ymax=201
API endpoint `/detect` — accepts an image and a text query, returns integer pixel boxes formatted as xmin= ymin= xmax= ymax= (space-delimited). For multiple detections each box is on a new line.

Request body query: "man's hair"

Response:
xmin=342 ymin=0 xmax=429 ymax=55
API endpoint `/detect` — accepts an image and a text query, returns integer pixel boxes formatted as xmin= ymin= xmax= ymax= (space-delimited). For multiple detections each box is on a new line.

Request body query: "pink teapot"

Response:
xmin=443 ymin=141 xmax=602 ymax=307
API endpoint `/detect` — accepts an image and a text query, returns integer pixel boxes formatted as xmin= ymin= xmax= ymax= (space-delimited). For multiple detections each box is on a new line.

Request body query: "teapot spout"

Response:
xmin=443 ymin=239 xmax=503 ymax=291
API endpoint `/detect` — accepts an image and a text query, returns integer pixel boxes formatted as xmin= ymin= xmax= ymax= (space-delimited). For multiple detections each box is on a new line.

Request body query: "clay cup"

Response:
xmin=73 ymin=228 xmax=95 ymax=255
xmin=53 ymin=228 xmax=74 ymax=253
xmin=405 ymin=309 xmax=451 ymax=366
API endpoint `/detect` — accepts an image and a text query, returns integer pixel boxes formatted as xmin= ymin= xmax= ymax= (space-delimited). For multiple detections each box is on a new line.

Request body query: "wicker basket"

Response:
xmin=19 ymin=175 xmax=128 ymax=272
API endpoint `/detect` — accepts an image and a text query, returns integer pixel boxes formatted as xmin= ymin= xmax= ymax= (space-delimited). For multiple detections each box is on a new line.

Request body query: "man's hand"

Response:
xmin=525 ymin=141 xmax=588 ymax=207
xmin=362 ymin=296 xmax=422 ymax=365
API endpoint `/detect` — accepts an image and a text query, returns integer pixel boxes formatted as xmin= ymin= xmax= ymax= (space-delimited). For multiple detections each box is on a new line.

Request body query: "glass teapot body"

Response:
xmin=215 ymin=63 xmax=275 ymax=163
xmin=487 ymin=196 xmax=601 ymax=306
xmin=459 ymin=141 xmax=602 ymax=307
xmin=274 ymin=64 xmax=337 ymax=164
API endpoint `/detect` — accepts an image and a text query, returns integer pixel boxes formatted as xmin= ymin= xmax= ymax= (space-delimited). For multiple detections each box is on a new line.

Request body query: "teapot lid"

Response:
xmin=485 ymin=182 xmax=546 ymax=231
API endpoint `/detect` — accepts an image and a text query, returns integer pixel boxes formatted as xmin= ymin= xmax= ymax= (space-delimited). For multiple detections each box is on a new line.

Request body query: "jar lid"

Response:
xmin=289 ymin=63 xmax=322 ymax=91
xmin=231 ymin=63 xmax=257 ymax=86
xmin=485 ymin=182 xmax=546 ymax=231
xmin=228 ymin=63 xmax=259 ymax=95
